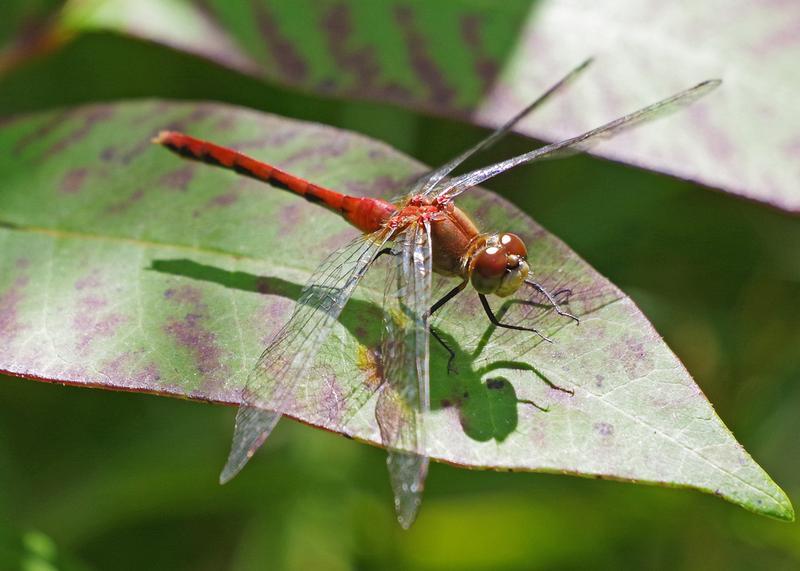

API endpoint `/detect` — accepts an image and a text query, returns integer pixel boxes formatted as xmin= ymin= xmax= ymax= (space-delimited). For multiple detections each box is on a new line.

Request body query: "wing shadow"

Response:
xmin=148 ymin=257 xmax=385 ymax=344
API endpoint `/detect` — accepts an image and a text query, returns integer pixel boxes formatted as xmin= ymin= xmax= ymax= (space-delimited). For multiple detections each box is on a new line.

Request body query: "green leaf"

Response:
xmin=0 ymin=101 xmax=792 ymax=521
xmin=54 ymin=0 xmax=800 ymax=212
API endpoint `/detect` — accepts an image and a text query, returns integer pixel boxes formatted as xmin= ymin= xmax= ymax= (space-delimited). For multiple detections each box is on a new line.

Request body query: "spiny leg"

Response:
xmin=427 ymin=281 xmax=468 ymax=374
xmin=479 ymin=294 xmax=552 ymax=343
xmin=524 ymin=280 xmax=580 ymax=324
xmin=552 ymin=288 xmax=573 ymax=304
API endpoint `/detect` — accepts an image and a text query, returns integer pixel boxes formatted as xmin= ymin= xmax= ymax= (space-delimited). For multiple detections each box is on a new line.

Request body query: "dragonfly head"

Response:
xmin=470 ymin=233 xmax=530 ymax=297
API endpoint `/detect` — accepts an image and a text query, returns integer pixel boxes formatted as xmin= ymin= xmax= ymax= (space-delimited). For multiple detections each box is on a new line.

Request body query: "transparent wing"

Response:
xmin=376 ymin=220 xmax=432 ymax=529
xmin=220 ymin=229 xmax=391 ymax=483
xmin=412 ymin=58 xmax=593 ymax=197
xmin=435 ymin=79 xmax=721 ymax=201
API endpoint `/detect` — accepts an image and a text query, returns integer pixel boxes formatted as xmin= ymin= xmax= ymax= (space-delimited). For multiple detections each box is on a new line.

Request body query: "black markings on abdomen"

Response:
xmin=164 ymin=142 xmax=195 ymax=160
xmin=198 ymin=151 xmax=223 ymax=167
xmin=164 ymin=142 xmax=297 ymax=194
xmin=270 ymin=178 xmax=292 ymax=191
xmin=303 ymin=192 xmax=324 ymax=204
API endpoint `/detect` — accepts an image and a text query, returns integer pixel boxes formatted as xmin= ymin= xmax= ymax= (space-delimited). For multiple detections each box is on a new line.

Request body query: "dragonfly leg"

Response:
xmin=552 ymin=287 xmax=573 ymax=303
xmin=372 ymin=247 xmax=396 ymax=263
xmin=429 ymin=281 xmax=468 ymax=315
xmin=524 ymin=280 xmax=580 ymax=324
xmin=427 ymin=281 xmax=468 ymax=375
xmin=479 ymin=294 xmax=553 ymax=343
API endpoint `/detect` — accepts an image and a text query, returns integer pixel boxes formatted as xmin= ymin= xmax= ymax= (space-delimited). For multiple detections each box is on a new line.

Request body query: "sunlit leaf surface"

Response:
xmin=0 ymin=101 xmax=792 ymax=521
xmin=56 ymin=0 xmax=800 ymax=211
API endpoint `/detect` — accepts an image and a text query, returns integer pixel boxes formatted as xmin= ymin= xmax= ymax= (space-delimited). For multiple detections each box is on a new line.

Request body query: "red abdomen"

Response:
xmin=154 ymin=131 xmax=396 ymax=233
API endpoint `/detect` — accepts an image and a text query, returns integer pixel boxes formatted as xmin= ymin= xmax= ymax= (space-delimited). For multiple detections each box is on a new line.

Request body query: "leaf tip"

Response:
xmin=771 ymin=492 xmax=795 ymax=522
xmin=748 ymin=483 xmax=795 ymax=522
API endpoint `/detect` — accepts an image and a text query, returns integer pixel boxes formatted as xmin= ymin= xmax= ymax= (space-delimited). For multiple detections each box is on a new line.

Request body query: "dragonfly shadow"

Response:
xmin=149 ymin=258 xmax=300 ymax=297
xmin=148 ymin=258 xmax=384 ymax=344
xmin=147 ymin=258 xmax=564 ymax=444
xmin=429 ymin=328 xmax=565 ymax=443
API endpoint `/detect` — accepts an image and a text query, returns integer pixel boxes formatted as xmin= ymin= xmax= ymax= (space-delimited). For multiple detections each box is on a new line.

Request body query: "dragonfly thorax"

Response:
xmin=427 ymin=205 xmax=530 ymax=297
xmin=468 ymin=232 xmax=530 ymax=297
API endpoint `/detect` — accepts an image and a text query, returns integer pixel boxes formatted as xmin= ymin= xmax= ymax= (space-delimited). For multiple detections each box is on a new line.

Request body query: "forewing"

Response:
xmin=220 ymin=229 xmax=391 ymax=483
xmin=436 ymin=79 xmax=721 ymax=201
xmin=376 ymin=220 xmax=433 ymax=529
xmin=417 ymin=58 xmax=593 ymax=198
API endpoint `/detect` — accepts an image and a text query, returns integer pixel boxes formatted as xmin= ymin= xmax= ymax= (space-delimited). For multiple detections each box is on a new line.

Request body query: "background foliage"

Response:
xmin=0 ymin=1 xmax=799 ymax=570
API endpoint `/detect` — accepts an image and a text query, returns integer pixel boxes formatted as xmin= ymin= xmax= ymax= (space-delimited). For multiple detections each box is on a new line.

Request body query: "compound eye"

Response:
xmin=500 ymin=233 xmax=527 ymax=258
xmin=474 ymin=246 xmax=507 ymax=279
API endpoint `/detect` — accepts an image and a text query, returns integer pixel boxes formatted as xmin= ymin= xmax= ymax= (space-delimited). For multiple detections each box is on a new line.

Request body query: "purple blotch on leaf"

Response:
xmin=160 ymin=164 xmax=195 ymax=191
xmin=593 ymin=422 xmax=614 ymax=437
xmin=460 ymin=14 xmax=500 ymax=94
xmin=13 ymin=110 xmax=70 ymax=156
xmin=163 ymin=285 xmax=225 ymax=378
xmin=60 ymin=168 xmax=89 ymax=194
xmin=254 ymin=3 xmax=309 ymax=82
xmin=105 ymin=189 xmax=146 ymax=215
xmin=322 ymin=4 xmax=380 ymax=91
xmin=0 ymin=275 xmax=30 ymax=341
xmin=394 ymin=6 xmax=457 ymax=109
xmin=43 ymin=105 xmax=115 ymax=158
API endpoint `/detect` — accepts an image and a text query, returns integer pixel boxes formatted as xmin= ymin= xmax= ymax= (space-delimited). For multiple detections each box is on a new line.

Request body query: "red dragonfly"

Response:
xmin=155 ymin=60 xmax=719 ymax=528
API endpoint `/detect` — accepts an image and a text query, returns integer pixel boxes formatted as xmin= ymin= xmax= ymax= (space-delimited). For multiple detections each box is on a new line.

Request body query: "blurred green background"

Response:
xmin=1 ymin=15 xmax=799 ymax=571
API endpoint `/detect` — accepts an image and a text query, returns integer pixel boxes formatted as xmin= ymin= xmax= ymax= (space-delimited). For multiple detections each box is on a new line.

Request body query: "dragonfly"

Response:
xmin=155 ymin=60 xmax=720 ymax=528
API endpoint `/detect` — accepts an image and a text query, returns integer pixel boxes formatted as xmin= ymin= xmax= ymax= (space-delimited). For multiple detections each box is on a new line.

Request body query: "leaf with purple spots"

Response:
xmin=45 ymin=0 xmax=800 ymax=212
xmin=0 ymin=101 xmax=793 ymax=522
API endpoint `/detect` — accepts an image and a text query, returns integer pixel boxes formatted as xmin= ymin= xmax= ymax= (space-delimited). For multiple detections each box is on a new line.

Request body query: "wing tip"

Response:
xmin=577 ymin=56 xmax=595 ymax=71
xmin=697 ymin=78 xmax=723 ymax=92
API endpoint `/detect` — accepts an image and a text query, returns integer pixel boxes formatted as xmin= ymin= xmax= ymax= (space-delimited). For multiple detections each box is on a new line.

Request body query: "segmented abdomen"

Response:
xmin=154 ymin=131 xmax=396 ymax=233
